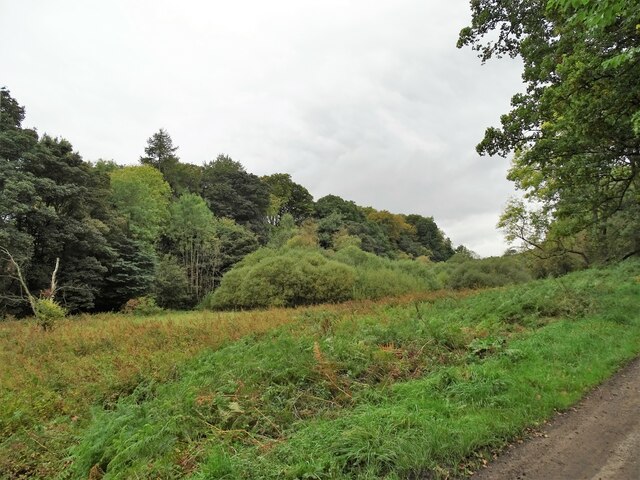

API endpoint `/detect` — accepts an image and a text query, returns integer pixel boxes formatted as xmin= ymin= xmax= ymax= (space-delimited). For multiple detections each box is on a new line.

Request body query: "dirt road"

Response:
xmin=472 ymin=357 xmax=640 ymax=480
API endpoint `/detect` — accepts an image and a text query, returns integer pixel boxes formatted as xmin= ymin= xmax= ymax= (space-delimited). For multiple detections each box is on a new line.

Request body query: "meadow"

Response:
xmin=1 ymin=261 xmax=639 ymax=479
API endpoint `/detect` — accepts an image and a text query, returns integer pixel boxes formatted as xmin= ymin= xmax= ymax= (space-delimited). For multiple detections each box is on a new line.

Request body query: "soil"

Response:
xmin=471 ymin=357 xmax=640 ymax=480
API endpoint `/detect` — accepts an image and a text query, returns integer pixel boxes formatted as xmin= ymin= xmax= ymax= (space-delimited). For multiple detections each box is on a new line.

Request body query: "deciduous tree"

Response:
xmin=262 ymin=173 xmax=314 ymax=225
xmin=110 ymin=165 xmax=171 ymax=246
xmin=459 ymin=0 xmax=640 ymax=262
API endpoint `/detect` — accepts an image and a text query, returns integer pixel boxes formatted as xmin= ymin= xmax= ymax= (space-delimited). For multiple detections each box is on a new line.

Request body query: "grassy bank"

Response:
xmin=56 ymin=261 xmax=640 ymax=479
xmin=1 ymin=261 xmax=638 ymax=479
xmin=0 ymin=291 xmax=455 ymax=479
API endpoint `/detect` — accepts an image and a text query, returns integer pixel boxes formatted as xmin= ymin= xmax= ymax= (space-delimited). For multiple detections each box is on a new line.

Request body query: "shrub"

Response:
xmin=201 ymin=248 xmax=356 ymax=309
xmin=33 ymin=298 xmax=66 ymax=331
xmin=203 ymin=245 xmax=444 ymax=310
xmin=121 ymin=296 xmax=163 ymax=316
xmin=353 ymin=268 xmax=423 ymax=300
xmin=447 ymin=256 xmax=532 ymax=290
xmin=334 ymin=246 xmax=440 ymax=299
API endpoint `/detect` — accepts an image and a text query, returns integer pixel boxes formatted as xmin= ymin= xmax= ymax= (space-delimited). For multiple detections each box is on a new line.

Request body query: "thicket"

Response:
xmin=201 ymin=248 xmax=356 ymax=309
xmin=201 ymin=243 xmax=534 ymax=310
xmin=444 ymin=255 xmax=532 ymax=290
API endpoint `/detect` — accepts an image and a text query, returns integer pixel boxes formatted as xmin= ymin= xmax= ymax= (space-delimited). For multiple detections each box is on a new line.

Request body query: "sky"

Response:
xmin=0 ymin=0 xmax=525 ymax=257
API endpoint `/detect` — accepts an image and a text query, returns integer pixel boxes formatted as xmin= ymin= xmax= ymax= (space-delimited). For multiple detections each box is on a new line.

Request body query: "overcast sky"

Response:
xmin=1 ymin=0 xmax=524 ymax=257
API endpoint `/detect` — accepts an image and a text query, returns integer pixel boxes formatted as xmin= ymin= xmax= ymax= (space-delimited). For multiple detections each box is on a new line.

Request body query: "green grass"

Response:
xmin=0 ymin=291 xmax=455 ymax=479
xmin=0 ymin=308 xmax=302 ymax=479
xmin=59 ymin=260 xmax=640 ymax=479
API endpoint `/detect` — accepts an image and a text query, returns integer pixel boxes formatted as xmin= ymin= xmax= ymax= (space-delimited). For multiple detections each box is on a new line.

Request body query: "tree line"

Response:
xmin=0 ymin=91 xmax=456 ymax=316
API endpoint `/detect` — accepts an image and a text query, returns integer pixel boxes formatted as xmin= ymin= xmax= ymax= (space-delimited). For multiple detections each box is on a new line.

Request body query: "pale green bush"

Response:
xmin=201 ymin=248 xmax=356 ymax=309
xmin=34 ymin=298 xmax=66 ymax=331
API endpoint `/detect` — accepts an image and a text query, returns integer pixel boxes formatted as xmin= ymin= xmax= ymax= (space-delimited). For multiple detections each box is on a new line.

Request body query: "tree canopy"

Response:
xmin=459 ymin=0 xmax=640 ymax=263
xmin=262 ymin=173 xmax=314 ymax=226
xmin=110 ymin=165 xmax=171 ymax=246
xmin=200 ymin=154 xmax=270 ymax=236
xmin=1 ymin=89 xmax=461 ymax=316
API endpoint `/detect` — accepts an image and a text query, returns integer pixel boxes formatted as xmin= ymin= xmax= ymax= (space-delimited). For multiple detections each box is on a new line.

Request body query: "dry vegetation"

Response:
xmin=0 ymin=290 xmax=464 ymax=478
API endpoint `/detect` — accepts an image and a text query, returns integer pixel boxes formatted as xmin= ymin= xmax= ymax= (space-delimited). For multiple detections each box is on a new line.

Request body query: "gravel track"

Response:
xmin=472 ymin=357 xmax=640 ymax=480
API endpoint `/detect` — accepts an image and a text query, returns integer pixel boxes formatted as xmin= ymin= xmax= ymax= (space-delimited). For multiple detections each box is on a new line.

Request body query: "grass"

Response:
xmin=0 ymin=290 xmax=458 ymax=479
xmin=1 ymin=261 xmax=639 ymax=479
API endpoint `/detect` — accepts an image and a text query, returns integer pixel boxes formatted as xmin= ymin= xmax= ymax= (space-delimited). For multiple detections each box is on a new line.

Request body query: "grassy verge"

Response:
xmin=63 ymin=261 xmax=639 ymax=479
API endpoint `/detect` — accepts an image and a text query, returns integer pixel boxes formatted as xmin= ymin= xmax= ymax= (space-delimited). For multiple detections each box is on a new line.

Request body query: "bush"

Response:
xmin=203 ymin=245 xmax=444 ymax=310
xmin=333 ymin=246 xmax=441 ymax=299
xmin=352 ymin=269 xmax=419 ymax=299
xmin=201 ymin=248 xmax=356 ymax=309
xmin=447 ymin=256 xmax=532 ymax=290
xmin=121 ymin=296 xmax=163 ymax=316
xmin=33 ymin=298 xmax=66 ymax=331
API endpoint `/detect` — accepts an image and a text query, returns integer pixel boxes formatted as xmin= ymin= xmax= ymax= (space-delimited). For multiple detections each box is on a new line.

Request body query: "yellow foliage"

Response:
xmin=366 ymin=209 xmax=416 ymax=241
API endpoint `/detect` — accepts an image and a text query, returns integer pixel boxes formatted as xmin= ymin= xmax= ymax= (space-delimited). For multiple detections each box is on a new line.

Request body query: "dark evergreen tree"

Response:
xmin=95 ymin=234 xmax=156 ymax=311
xmin=139 ymin=129 xmax=203 ymax=196
xmin=200 ymin=155 xmax=270 ymax=238
xmin=140 ymin=129 xmax=179 ymax=172
xmin=1 ymin=90 xmax=130 ymax=313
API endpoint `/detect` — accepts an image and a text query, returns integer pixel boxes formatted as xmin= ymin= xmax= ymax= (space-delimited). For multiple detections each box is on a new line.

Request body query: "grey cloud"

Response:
xmin=1 ymin=0 xmax=524 ymax=256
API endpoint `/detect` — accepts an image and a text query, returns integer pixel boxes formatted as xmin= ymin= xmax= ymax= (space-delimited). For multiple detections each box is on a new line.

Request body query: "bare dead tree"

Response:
xmin=0 ymin=245 xmax=60 ymax=317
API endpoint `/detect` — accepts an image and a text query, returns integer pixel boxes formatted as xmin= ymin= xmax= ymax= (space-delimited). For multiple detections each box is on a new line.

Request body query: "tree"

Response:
xmin=21 ymin=136 xmax=116 ymax=311
xmin=200 ymin=155 xmax=270 ymax=237
xmin=163 ymin=161 xmax=203 ymax=196
xmin=459 ymin=0 xmax=640 ymax=262
xmin=406 ymin=214 xmax=454 ymax=261
xmin=1 ymin=90 xmax=117 ymax=313
xmin=140 ymin=129 xmax=179 ymax=172
xmin=261 ymin=173 xmax=314 ymax=225
xmin=95 ymin=233 xmax=156 ymax=311
xmin=0 ymin=97 xmax=38 ymax=313
xmin=109 ymin=165 xmax=171 ymax=246
xmin=366 ymin=210 xmax=415 ymax=244
xmin=343 ymin=220 xmax=394 ymax=257
xmin=314 ymin=195 xmax=366 ymax=223
xmin=317 ymin=212 xmax=344 ymax=249
xmin=365 ymin=209 xmax=436 ymax=258
xmin=165 ymin=193 xmax=217 ymax=302
xmin=211 ymin=216 xmax=260 ymax=277
xmin=154 ymin=255 xmax=191 ymax=309
xmin=140 ymin=129 xmax=204 ymax=196
xmin=164 ymin=193 xmax=259 ymax=304
xmin=313 ymin=195 xmax=396 ymax=256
